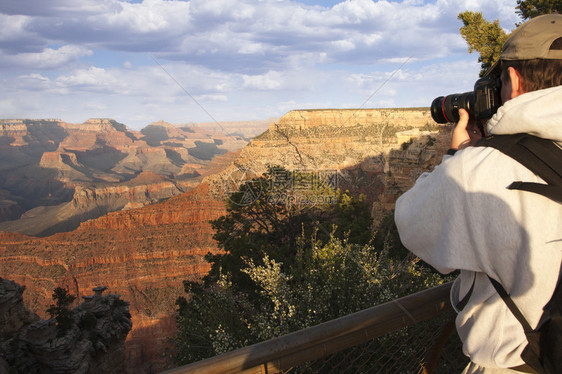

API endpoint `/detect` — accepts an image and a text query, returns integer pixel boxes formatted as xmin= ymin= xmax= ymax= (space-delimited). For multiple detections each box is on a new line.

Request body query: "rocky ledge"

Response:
xmin=1 ymin=279 xmax=132 ymax=374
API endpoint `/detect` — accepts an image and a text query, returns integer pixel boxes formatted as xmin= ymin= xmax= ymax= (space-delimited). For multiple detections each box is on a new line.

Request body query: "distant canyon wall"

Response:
xmin=0 ymin=118 xmax=267 ymax=236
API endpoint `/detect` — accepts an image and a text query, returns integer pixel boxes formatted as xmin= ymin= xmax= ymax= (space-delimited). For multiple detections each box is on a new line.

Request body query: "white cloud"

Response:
xmin=0 ymin=0 xmax=521 ymax=73
xmin=13 ymin=62 xmax=237 ymax=103
xmin=0 ymin=0 xmax=116 ymax=17
xmin=242 ymin=71 xmax=283 ymax=90
xmin=56 ymin=66 xmax=116 ymax=88
xmin=18 ymin=73 xmax=49 ymax=82
xmin=0 ymin=14 xmax=28 ymax=40
xmin=197 ymin=94 xmax=228 ymax=102
xmin=0 ymin=45 xmax=92 ymax=69
xmin=332 ymin=39 xmax=356 ymax=52
xmin=238 ymin=42 xmax=266 ymax=55
xmin=104 ymin=0 xmax=191 ymax=33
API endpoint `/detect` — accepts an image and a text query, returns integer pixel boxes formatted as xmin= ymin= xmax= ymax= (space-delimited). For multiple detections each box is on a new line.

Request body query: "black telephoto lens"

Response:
xmin=430 ymin=92 xmax=474 ymax=124
xmin=431 ymin=96 xmax=447 ymax=123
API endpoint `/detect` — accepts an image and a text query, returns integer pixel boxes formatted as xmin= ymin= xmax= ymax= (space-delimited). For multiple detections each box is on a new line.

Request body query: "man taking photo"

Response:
xmin=395 ymin=14 xmax=562 ymax=374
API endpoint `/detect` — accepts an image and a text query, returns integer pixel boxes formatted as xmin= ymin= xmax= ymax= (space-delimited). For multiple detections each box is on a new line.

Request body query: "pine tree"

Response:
xmin=458 ymin=0 xmax=559 ymax=76
xmin=46 ymin=287 xmax=76 ymax=336
xmin=457 ymin=11 xmax=508 ymax=76
xmin=516 ymin=0 xmax=562 ymax=21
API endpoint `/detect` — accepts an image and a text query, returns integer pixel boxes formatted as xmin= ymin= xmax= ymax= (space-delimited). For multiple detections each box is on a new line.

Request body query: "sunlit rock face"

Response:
xmin=205 ymin=108 xmax=450 ymax=219
xmin=0 ymin=181 xmax=226 ymax=373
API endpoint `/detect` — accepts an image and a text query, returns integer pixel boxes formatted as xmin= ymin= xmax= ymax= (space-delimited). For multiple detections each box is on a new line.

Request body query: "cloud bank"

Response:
xmin=0 ymin=0 xmax=520 ymax=129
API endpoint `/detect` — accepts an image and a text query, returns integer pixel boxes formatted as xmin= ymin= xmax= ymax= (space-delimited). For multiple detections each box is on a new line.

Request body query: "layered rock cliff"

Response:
xmin=0 ymin=118 xmax=269 ymax=236
xmin=204 ymin=108 xmax=449 ymax=221
xmin=0 ymin=181 xmax=226 ymax=372
xmin=0 ymin=173 xmax=190 ymax=237
xmin=244 ymin=108 xmax=433 ymax=170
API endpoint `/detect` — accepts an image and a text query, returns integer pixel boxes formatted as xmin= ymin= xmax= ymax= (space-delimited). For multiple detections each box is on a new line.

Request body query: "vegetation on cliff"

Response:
xmin=46 ymin=287 xmax=77 ymax=336
xmin=172 ymin=167 xmax=447 ymax=365
xmin=205 ymin=167 xmax=373 ymax=293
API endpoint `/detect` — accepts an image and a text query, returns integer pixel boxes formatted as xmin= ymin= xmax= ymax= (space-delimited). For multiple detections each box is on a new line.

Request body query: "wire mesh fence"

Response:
xmin=162 ymin=283 xmax=470 ymax=374
xmin=281 ymin=309 xmax=468 ymax=374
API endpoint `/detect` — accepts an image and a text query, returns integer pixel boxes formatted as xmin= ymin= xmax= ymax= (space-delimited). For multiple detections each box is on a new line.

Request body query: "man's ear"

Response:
xmin=507 ymin=67 xmax=526 ymax=97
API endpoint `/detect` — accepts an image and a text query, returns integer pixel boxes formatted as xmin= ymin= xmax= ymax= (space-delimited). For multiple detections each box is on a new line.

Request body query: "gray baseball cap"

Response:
xmin=487 ymin=13 xmax=562 ymax=76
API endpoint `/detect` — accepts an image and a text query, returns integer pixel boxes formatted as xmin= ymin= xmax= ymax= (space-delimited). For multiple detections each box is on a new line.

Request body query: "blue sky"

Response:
xmin=0 ymin=0 xmax=521 ymax=130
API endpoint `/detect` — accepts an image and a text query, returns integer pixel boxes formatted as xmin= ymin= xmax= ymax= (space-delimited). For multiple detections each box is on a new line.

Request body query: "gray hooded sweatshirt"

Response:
xmin=395 ymin=85 xmax=562 ymax=371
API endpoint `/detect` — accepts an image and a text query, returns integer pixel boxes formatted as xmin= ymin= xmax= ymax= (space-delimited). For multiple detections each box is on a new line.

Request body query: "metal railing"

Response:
xmin=161 ymin=281 xmax=468 ymax=374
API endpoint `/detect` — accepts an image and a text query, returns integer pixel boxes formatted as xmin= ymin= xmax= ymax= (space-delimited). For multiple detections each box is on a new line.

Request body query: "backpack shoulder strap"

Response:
xmin=474 ymin=134 xmax=561 ymax=373
xmin=475 ymin=134 xmax=562 ymax=203
xmin=487 ymin=275 xmax=533 ymax=333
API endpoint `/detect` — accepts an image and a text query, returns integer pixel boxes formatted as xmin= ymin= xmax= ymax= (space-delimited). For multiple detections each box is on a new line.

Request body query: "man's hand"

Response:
xmin=451 ymin=109 xmax=483 ymax=150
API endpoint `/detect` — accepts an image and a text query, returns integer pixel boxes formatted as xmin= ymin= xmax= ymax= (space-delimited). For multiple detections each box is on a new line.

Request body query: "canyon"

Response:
xmin=0 ymin=118 xmax=269 ymax=236
xmin=0 ymin=181 xmax=226 ymax=372
xmin=0 ymin=109 xmax=451 ymax=372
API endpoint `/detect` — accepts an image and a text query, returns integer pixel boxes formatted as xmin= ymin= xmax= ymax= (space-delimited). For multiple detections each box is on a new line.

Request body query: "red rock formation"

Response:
xmin=204 ymin=108 xmax=450 ymax=221
xmin=0 ymin=120 xmax=30 ymax=146
xmin=0 ymin=182 xmax=226 ymax=372
xmin=0 ymin=118 xmax=259 ymax=235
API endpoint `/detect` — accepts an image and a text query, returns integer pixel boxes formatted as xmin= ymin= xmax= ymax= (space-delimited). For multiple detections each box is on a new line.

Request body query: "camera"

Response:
xmin=430 ymin=76 xmax=502 ymax=124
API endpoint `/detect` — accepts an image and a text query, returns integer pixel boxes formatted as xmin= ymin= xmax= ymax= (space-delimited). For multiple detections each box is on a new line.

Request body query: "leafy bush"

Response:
xmin=173 ymin=167 xmax=445 ymax=365
xmin=173 ymin=233 xmax=444 ymax=364
xmin=204 ymin=166 xmax=372 ymax=295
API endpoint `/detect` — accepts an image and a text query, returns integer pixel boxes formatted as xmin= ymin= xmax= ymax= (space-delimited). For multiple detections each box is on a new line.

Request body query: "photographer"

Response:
xmin=394 ymin=14 xmax=562 ymax=373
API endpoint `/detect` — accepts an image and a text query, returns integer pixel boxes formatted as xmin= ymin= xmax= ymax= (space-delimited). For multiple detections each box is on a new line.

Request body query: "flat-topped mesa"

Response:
xmin=39 ymin=151 xmax=80 ymax=168
xmin=0 ymin=119 xmax=61 ymax=127
xmin=83 ymin=118 xmax=119 ymax=125
xmin=0 ymin=118 xmax=130 ymax=147
xmin=272 ymin=108 xmax=433 ymax=133
xmin=1 ymin=119 xmax=66 ymax=132
xmin=234 ymin=107 xmax=438 ymax=174
xmin=0 ymin=120 xmax=28 ymax=133
xmin=0 ymin=120 xmax=31 ymax=146
xmin=81 ymin=118 xmax=125 ymax=128
xmin=49 ymin=118 xmax=130 ymax=137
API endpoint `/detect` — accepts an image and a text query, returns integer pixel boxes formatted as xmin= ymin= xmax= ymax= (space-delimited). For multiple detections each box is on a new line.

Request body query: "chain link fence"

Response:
xmin=283 ymin=309 xmax=468 ymax=374
xmin=162 ymin=282 xmax=470 ymax=374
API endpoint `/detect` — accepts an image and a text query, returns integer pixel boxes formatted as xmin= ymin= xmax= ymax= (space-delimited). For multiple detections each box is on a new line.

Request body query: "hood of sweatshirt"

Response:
xmin=487 ymin=84 xmax=562 ymax=142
